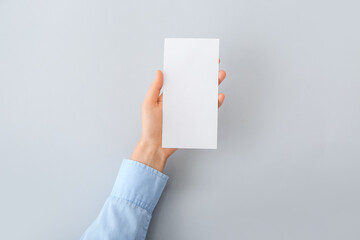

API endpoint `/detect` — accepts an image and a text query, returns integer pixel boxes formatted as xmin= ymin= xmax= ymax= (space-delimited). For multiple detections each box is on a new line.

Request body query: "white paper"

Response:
xmin=162 ymin=38 xmax=219 ymax=149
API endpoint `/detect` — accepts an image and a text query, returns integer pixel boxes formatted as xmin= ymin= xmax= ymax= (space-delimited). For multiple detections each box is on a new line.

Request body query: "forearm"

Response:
xmin=81 ymin=159 xmax=168 ymax=240
xmin=131 ymin=138 xmax=168 ymax=172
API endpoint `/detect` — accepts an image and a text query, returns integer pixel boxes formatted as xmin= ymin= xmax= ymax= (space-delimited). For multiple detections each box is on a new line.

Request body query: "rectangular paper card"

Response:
xmin=162 ymin=38 xmax=219 ymax=149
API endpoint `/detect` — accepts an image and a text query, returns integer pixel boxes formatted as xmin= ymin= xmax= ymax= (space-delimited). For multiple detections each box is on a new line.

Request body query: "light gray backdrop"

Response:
xmin=1 ymin=0 xmax=359 ymax=239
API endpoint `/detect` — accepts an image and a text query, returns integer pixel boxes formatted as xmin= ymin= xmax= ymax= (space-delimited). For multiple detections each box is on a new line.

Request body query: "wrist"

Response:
xmin=130 ymin=138 xmax=167 ymax=172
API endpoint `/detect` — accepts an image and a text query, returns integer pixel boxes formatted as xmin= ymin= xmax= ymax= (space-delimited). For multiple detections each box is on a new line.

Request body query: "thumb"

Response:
xmin=144 ymin=70 xmax=163 ymax=103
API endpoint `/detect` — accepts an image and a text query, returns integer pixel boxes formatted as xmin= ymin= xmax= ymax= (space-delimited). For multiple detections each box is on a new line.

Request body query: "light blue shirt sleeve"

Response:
xmin=81 ymin=159 xmax=169 ymax=240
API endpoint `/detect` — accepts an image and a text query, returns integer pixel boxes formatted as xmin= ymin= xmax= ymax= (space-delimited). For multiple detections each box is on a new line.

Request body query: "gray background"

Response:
xmin=0 ymin=0 xmax=359 ymax=239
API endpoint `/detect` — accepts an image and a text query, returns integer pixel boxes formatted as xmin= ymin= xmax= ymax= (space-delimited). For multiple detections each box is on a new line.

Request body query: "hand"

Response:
xmin=131 ymin=69 xmax=226 ymax=172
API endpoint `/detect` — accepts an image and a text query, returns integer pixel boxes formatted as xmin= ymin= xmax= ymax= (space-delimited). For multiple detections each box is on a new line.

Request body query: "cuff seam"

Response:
xmin=109 ymin=195 xmax=154 ymax=214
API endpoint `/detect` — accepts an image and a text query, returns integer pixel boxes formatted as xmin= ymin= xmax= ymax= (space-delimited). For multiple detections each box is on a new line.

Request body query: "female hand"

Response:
xmin=131 ymin=69 xmax=226 ymax=172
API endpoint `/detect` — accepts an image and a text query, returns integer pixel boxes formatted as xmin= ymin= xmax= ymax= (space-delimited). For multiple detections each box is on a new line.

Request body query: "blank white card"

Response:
xmin=162 ymin=38 xmax=219 ymax=149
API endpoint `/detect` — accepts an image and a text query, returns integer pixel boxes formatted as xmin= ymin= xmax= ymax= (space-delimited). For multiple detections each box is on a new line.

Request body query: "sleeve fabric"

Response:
xmin=81 ymin=159 xmax=169 ymax=240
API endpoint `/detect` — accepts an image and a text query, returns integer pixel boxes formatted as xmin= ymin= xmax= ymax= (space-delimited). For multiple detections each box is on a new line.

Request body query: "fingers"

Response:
xmin=218 ymin=93 xmax=225 ymax=108
xmin=218 ymin=70 xmax=226 ymax=108
xmin=218 ymin=70 xmax=226 ymax=85
xmin=148 ymin=70 xmax=225 ymax=106
xmin=144 ymin=70 xmax=163 ymax=103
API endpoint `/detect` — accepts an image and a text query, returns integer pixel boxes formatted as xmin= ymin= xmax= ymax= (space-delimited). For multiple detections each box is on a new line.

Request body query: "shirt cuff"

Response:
xmin=111 ymin=159 xmax=169 ymax=214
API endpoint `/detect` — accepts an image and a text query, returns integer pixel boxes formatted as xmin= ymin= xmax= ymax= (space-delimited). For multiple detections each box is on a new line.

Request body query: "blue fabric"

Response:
xmin=81 ymin=159 xmax=169 ymax=240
